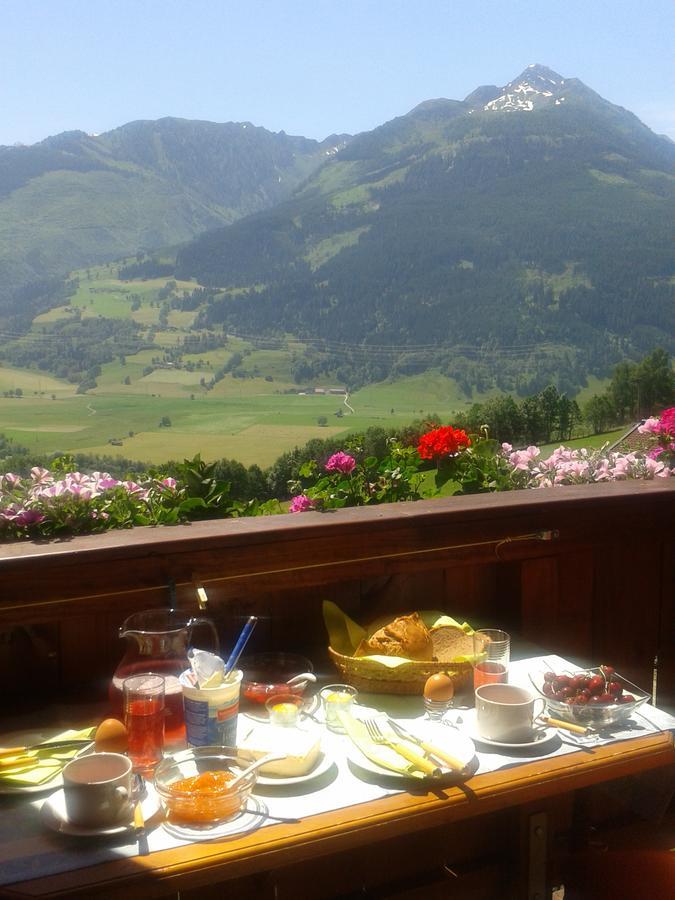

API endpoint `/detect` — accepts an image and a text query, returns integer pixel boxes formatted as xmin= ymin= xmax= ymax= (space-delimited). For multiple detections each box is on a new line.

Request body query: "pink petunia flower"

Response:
xmin=14 ymin=508 xmax=46 ymax=527
xmin=638 ymin=417 xmax=660 ymax=435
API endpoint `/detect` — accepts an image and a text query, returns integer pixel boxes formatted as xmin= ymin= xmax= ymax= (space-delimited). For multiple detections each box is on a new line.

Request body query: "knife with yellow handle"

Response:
xmin=388 ymin=720 xmax=468 ymax=774
xmin=382 ymin=738 xmax=442 ymax=777
xmin=0 ymin=740 xmax=92 ymax=759
xmin=538 ymin=716 xmax=591 ymax=736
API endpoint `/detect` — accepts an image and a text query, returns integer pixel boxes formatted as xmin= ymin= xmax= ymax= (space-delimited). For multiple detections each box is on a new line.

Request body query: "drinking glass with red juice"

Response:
xmin=472 ymin=629 xmax=510 ymax=691
xmin=123 ymin=674 xmax=165 ymax=772
xmin=112 ymin=661 xmax=184 ymax=745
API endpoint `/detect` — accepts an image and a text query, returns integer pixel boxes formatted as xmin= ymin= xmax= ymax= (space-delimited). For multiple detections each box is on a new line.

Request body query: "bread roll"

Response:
xmin=355 ymin=612 xmax=434 ymax=661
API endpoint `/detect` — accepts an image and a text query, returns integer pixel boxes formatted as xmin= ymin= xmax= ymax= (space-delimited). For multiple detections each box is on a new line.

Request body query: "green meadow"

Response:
xmin=0 ymin=375 xmax=484 ymax=467
xmin=0 ymin=264 xmax=617 ymax=469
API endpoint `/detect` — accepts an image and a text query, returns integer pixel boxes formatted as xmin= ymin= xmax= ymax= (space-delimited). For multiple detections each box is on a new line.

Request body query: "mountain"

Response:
xmin=176 ymin=65 xmax=675 ymax=393
xmin=0 ymin=118 xmax=347 ymax=307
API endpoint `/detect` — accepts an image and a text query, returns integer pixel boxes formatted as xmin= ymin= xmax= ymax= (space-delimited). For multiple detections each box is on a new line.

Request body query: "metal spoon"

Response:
xmin=286 ymin=673 xmax=317 ymax=688
xmin=228 ymin=753 xmax=287 ymax=789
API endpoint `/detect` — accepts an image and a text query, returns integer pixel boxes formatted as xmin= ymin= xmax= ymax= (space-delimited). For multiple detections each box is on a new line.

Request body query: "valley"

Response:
xmin=0 ymin=265 xmax=513 ymax=466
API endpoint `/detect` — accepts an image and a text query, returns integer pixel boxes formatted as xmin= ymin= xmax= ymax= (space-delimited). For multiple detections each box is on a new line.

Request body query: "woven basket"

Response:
xmin=328 ymin=646 xmax=472 ymax=695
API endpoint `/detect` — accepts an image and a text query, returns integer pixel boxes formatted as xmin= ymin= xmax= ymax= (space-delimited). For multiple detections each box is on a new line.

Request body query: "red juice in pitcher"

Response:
xmin=112 ymin=608 xmax=220 ymax=748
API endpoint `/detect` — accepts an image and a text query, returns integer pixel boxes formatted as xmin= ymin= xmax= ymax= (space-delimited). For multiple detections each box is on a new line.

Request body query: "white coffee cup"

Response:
xmin=475 ymin=683 xmax=545 ymax=743
xmin=62 ymin=752 xmax=133 ymax=828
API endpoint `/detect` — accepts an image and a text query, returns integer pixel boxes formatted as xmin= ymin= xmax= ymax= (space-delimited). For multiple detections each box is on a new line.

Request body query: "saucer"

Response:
xmin=162 ymin=795 xmax=268 ymax=841
xmin=41 ymin=785 xmax=159 ymax=837
xmin=463 ymin=713 xmax=556 ymax=750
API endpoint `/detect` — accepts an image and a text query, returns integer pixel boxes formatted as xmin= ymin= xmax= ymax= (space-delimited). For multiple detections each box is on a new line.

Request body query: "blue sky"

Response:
xmin=2 ymin=0 xmax=674 ymax=146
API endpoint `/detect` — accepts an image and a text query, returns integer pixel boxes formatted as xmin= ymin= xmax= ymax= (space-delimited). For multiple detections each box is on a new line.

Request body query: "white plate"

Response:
xmin=41 ymin=785 xmax=160 ymax=837
xmin=462 ymin=712 xmax=557 ymax=750
xmin=254 ymin=750 xmax=335 ymax=786
xmin=162 ymin=795 xmax=268 ymax=841
xmin=346 ymin=718 xmax=476 ymax=781
xmin=0 ymin=731 xmax=94 ymax=795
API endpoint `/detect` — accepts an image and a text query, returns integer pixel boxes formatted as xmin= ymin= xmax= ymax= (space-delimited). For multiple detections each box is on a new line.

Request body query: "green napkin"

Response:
xmin=323 ymin=601 xmax=366 ymax=656
xmin=0 ymin=728 xmax=96 ymax=787
xmin=340 ymin=712 xmax=425 ymax=779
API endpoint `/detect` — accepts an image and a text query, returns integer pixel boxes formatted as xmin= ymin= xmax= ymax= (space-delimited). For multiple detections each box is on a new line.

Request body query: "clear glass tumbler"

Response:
xmin=472 ymin=629 xmax=510 ymax=692
xmin=123 ymin=673 xmax=165 ymax=772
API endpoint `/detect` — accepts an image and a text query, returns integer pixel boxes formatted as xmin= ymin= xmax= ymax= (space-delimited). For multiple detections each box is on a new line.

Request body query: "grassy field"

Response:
xmin=0 ymin=376 xmax=484 ymax=466
xmin=0 ymin=265 xmax=625 ymax=469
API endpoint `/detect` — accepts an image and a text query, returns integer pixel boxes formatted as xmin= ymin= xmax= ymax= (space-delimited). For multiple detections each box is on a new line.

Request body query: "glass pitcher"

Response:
xmin=110 ymin=609 xmax=219 ymax=745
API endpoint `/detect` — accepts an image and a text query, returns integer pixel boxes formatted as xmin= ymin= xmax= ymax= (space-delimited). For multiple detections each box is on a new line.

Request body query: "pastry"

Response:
xmin=355 ymin=612 xmax=434 ymax=661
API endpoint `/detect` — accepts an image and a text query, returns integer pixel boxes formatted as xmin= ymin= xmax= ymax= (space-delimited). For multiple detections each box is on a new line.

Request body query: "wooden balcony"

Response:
xmin=1 ymin=480 xmax=673 ymax=712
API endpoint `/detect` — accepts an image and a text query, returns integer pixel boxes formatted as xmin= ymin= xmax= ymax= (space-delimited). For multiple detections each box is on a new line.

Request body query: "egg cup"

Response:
xmin=423 ymin=673 xmax=455 ymax=722
xmin=423 ymin=697 xmax=454 ymax=721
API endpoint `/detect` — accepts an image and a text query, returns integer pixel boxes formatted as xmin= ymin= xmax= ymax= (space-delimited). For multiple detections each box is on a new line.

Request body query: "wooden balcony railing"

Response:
xmin=1 ymin=480 xmax=673 ymax=710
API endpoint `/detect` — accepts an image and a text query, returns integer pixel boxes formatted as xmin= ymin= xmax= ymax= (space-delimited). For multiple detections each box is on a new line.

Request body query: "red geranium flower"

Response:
xmin=417 ymin=426 xmax=471 ymax=461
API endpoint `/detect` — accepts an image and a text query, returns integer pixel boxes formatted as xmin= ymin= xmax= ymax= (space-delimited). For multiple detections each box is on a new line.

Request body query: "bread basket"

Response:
xmin=327 ymin=646 xmax=471 ymax=695
xmin=324 ymin=603 xmax=475 ymax=696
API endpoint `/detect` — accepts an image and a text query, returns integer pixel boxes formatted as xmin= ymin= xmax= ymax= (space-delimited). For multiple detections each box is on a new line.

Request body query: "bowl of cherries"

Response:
xmin=530 ymin=665 xmax=649 ymax=727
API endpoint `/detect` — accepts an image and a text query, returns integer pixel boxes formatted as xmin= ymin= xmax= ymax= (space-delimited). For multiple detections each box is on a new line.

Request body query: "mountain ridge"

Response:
xmin=172 ymin=65 xmax=674 ymax=394
xmin=0 ymin=117 xmax=349 ymax=310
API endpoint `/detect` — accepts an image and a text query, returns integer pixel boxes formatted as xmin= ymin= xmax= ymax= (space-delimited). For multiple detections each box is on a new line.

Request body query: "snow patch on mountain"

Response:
xmin=484 ymin=64 xmax=565 ymax=113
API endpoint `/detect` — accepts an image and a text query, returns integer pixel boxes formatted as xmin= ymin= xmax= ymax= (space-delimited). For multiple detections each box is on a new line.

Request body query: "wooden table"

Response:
xmin=2 ymin=728 xmax=673 ymax=900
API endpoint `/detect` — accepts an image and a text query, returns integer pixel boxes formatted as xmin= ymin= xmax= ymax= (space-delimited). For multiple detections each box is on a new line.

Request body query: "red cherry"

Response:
xmin=571 ymin=674 xmax=587 ymax=691
xmin=608 ymin=682 xmax=622 ymax=697
xmin=597 ymin=692 xmax=614 ymax=704
xmin=579 ymin=689 xmax=592 ymax=700
xmin=543 ymin=671 xmax=556 ymax=683
xmin=542 ymin=683 xmax=555 ymax=697
xmin=555 ymin=675 xmax=572 ymax=689
xmin=588 ymin=675 xmax=604 ymax=694
xmin=574 ymin=693 xmax=589 ymax=704
xmin=620 ymin=694 xmax=635 ymax=704
xmin=600 ymin=665 xmax=615 ymax=677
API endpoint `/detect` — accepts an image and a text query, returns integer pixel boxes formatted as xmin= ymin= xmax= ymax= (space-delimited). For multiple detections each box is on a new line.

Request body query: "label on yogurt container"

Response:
xmin=180 ymin=669 xmax=242 ymax=747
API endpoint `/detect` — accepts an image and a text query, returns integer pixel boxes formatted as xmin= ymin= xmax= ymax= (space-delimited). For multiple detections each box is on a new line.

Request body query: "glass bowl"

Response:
xmin=153 ymin=746 xmax=257 ymax=830
xmin=529 ymin=667 xmax=649 ymax=728
xmin=240 ymin=653 xmax=314 ymax=705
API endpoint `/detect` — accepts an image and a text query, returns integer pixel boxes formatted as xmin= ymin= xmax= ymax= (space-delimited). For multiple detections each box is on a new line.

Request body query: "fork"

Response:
xmin=362 ymin=719 xmax=441 ymax=777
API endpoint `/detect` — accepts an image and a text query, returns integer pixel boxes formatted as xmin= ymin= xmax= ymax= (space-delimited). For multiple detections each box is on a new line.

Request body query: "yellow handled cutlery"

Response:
xmin=363 ymin=719 xmax=441 ymax=777
xmin=387 ymin=720 xmax=468 ymax=774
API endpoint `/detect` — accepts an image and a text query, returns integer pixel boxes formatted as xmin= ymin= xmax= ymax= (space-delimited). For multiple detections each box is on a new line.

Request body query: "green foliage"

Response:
xmin=432 ymin=436 xmax=515 ymax=496
xmin=289 ymin=442 xmax=423 ymax=510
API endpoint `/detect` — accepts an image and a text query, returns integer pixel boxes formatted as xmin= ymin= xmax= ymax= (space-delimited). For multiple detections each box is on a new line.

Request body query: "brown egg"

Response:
xmin=424 ymin=673 xmax=455 ymax=702
xmin=94 ymin=718 xmax=128 ymax=753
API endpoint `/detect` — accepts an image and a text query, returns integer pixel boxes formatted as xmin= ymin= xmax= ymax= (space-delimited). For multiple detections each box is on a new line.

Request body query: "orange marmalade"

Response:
xmin=164 ymin=770 xmax=241 ymax=825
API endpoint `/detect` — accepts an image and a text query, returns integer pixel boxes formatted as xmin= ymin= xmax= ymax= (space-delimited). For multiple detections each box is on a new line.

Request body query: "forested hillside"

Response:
xmin=177 ymin=65 xmax=675 ymax=395
xmin=0 ymin=118 xmax=346 ymax=314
